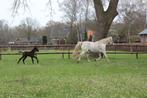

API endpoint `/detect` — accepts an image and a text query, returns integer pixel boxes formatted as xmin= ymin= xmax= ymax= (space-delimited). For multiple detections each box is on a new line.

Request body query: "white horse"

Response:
xmin=72 ymin=36 xmax=113 ymax=62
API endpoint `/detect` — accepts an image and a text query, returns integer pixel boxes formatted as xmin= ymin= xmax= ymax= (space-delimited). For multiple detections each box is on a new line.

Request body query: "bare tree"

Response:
xmin=81 ymin=0 xmax=91 ymax=41
xmin=60 ymin=0 xmax=81 ymax=43
xmin=61 ymin=0 xmax=79 ymax=32
xmin=45 ymin=21 xmax=68 ymax=39
xmin=0 ymin=20 xmax=12 ymax=44
xmin=20 ymin=17 xmax=39 ymax=41
xmin=111 ymin=0 xmax=147 ymax=42
xmin=93 ymin=0 xmax=119 ymax=40
xmin=13 ymin=17 xmax=40 ymax=43
xmin=12 ymin=0 xmax=119 ymax=40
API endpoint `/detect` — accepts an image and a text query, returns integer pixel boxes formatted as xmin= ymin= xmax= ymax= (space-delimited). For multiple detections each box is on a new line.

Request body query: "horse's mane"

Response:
xmin=96 ymin=36 xmax=112 ymax=44
xmin=72 ymin=42 xmax=83 ymax=59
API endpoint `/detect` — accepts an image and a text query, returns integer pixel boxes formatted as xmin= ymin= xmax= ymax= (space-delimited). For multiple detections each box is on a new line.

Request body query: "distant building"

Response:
xmin=51 ymin=38 xmax=66 ymax=45
xmin=15 ymin=37 xmax=40 ymax=45
xmin=139 ymin=29 xmax=147 ymax=44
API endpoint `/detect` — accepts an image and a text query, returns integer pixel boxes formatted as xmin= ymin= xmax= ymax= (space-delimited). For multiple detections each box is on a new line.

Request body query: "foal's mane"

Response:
xmin=31 ymin=47 xmax=39 ymax=52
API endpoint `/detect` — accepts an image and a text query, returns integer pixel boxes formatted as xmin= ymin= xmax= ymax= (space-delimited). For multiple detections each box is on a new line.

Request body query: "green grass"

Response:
xmin=0 ymin=53 xmax=147 ymax=98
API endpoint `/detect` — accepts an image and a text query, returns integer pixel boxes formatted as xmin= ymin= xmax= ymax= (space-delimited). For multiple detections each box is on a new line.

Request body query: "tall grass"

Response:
xmin=0 ymin=53 xmax=147 ymax=98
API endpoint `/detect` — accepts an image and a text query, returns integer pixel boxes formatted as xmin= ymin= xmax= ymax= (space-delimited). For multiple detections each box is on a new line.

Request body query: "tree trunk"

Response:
xmin=93 ymin=0 xmax=119 ymax=40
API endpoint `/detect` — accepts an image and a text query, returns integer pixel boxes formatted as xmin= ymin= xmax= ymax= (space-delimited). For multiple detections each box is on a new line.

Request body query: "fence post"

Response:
xmin=0 ymin=54 xmax=1 ymax=60
xmin=136 ymin=45 xmax=139 ymax=59
xmin=136 ymin=52 xmax=139 ymax=59
xmin=115 ymin=45 xmax=116 ymax=54
xmin=62 ymin=53 xmax=64 ymax=59
xmin=0 ymin=48 xmax=1 ymax=60
xmin=68 ymin=48 xmax=70 ymax=59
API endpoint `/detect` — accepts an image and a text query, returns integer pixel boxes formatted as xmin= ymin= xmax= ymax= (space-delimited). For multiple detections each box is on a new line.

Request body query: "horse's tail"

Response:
xmin=72 ymin=42 xmax=82 ymax=59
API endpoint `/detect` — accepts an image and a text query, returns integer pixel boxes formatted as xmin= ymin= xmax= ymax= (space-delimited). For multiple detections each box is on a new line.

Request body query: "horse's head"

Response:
xmin=107 ymin=36 xmax=114 ymax=45
xmin=33 ymin=47 xmax=39 ymax=52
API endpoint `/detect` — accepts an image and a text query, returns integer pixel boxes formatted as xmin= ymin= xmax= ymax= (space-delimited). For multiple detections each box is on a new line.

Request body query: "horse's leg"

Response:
xmin=34 ymin=56 xmax=39 ymax=64
xmin=95 ymin=53 xmax=102 ymax=61
xmin=74 ymin=53 xmax=80 ymax=60
xmin=17 ymin=56 xmax=24 ymax=64
xmin=103 ymin=51 xmax=109 ymax=62
xmin=86 ymin=54 xmax=90 ymax=62
xmin=31 ymin=57 xmax=34 ymax=64
xmin=77 ymin=52 xmax=83 ymax=63
xmin=22 ymin=56 xmax=27 ymax=64
xmin=77 ymin=51 xmax=85 ymax=63
xmin=86 ymin=52 xmax=90 ymax=62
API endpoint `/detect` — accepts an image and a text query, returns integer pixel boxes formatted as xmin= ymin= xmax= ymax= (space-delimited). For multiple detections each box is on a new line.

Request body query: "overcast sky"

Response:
xmin=0 ymin=0 xmax=63 ymax=27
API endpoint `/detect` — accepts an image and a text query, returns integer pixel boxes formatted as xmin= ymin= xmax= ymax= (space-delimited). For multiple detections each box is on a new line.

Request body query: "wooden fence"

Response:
xmin=0 ymin=45 xmax=74 ymax=60
xmin=0 ymin=44 xmax=147 ymax=60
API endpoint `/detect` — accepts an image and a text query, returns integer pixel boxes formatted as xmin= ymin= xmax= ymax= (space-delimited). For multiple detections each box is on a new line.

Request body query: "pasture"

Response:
xmin=0 ymin=52 xmax=147 ymax=98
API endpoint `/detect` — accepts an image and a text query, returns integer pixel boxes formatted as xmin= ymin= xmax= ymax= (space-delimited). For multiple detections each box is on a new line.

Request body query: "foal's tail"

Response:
xmin=18 ymin=50 xmax=26 ymax=56
xmin=18 ymin=50 xmax=23 ymax=54
xmin=72 ymin=42 xmax=82 ymax=59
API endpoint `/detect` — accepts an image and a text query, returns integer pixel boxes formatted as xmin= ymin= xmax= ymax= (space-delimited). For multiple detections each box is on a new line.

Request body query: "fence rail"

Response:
xmin=1 ymin=44 xmax=147 ymax=51
xmin=1 ymin=44 xmax=147 ymax=60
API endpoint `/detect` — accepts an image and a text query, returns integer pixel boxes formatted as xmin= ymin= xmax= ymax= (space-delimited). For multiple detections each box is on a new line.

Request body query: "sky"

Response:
xmin=0 ymin=0 xmax=63 ymax=27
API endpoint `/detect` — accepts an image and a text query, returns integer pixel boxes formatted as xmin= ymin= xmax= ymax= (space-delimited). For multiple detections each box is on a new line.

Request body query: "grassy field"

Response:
xmin=0 ymin=52 xmax=147 ymax=98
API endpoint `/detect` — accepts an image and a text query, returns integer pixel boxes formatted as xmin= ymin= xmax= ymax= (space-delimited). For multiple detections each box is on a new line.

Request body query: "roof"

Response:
xmin=139 ymin=29 xmax=147 ymax=35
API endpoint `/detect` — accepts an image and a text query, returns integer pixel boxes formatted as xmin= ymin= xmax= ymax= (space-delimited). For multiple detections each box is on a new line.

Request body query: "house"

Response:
xmin=139 ymin=29 xmax=147 ymax=44
xmin=15 ymin=37 xmax=40 ymax=45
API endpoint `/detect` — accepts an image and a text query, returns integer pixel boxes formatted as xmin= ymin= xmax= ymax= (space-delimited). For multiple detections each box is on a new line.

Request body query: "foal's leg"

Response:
xmin=101 ymin=52 xmax=104 ymax=58
xmin=34 ymin=56 xmax=39 ymax=64
xmin=31 ymin=57 xmax=34 ymax=64
xmin=22 ymin=56 xmax=27 ymax=64
xmin=17 ymin=56 xmax=24 ymax=64
xmin=95 ymin=53 xmax=102 ymax=61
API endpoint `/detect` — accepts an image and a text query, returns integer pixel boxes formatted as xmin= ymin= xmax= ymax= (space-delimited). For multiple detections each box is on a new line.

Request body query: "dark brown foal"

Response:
xmin=17 ymin=47 xmax=39 ymax=64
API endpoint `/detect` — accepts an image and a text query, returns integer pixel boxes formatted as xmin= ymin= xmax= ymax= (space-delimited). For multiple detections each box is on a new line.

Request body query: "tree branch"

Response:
xmin=104 ymin=0 xmax=119 ymax=26
xmin=93 ymin=0 xmax=105 ymax=19
xmin=106 ymin=0 xmax=119 ymax=16
xmin=12 ymin=0 xmax=31 ymax=16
